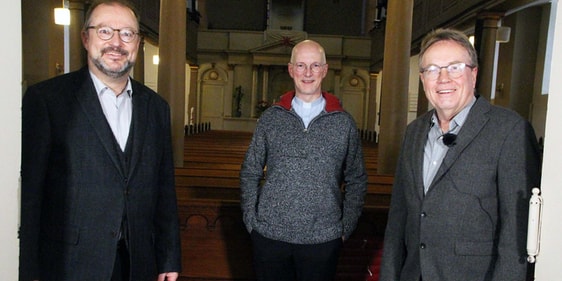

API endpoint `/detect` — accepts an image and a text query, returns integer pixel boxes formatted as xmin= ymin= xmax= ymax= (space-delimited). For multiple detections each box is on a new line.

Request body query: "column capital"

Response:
xmin=68 ymin=0 xmax=87 ymax=9
xmin=476 ymin=11 xmax=505 ymax=21
xmin=477 ymin=11 xmax=505 ymax=26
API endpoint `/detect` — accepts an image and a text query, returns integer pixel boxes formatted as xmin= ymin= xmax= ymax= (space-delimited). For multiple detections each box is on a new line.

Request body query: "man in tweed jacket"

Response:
xmin=379 ymin=28 xmax=542 ymax=281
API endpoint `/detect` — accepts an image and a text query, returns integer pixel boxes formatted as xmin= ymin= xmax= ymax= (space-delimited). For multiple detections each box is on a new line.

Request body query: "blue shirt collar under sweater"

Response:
xmin=275 ymin=91 xmax=345 ymax=113
xmin=292 ymin=96 xmax=325 ymax=128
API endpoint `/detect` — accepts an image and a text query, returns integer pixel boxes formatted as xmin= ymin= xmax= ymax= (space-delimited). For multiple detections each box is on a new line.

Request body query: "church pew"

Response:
xmin=176 ymin=198 xmax=387 ymax=281
xmin=176 ymin=130 xmax=392 ymax=280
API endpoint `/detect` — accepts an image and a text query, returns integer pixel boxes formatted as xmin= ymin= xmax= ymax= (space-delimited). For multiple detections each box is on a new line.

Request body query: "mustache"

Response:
xmin=101 ymin=47 xmax=129 ymax=56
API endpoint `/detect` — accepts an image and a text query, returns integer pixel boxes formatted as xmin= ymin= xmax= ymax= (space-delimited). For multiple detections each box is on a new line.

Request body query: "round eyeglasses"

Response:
xmin=420 ymin=62 xmax=475 ymax=80
xmin=86 ymin=26 xmax=139 ymax=43
xmin=291 ymin=62 xmax=326 ymax=73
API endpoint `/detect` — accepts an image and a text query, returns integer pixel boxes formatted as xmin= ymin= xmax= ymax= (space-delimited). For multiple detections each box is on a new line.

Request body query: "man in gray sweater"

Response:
xmin=240 ymin=40 xmax=368 ymax=281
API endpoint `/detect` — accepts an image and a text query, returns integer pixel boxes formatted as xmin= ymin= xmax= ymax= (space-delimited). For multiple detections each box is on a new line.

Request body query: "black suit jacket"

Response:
xmin=19 ymin=67 xmax=181 ymax=281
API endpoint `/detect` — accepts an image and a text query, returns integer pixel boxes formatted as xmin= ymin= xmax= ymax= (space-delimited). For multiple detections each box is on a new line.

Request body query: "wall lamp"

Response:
xmin=54 ymin=1 xmax=70 ymax=26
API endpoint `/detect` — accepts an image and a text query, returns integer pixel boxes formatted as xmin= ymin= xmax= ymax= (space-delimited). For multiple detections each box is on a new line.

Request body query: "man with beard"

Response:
xmin=19 ymin=1 xmax=181 ymax=280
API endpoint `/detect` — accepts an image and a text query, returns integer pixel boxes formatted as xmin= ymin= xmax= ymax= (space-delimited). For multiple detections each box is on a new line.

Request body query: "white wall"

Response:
xmin=0 ymin=1 xmax=22 ymax=280
xmin=408 ymin=55 xmax=421 ymax=123
xmin=534 ymin=0 xmax=562 ymax=279
xmin=143 ymin=41 xmax=159 ymax=92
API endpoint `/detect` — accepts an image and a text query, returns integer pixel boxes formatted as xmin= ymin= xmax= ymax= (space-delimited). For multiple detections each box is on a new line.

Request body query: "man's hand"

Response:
xmin=157 ymin=272 xmax=179 ymax=281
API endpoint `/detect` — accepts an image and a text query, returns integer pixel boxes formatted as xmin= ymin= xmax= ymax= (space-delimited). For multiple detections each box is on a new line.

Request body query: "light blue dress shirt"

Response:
xmin=291 ymin=95 xmax=326 ymax=128
xmin=423 ymin=96 xmax=476 ymax=193
xmin=90 ymin=72 xmax=133 ymax=151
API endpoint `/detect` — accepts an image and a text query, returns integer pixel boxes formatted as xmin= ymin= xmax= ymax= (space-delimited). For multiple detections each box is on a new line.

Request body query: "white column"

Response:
xmin=251 ymin=66 xmax=258 ymax=117
xmin=377 ymin=0 xmax=414 ymax=174
xmin=158 ymin=0 xmax=186 ymax=167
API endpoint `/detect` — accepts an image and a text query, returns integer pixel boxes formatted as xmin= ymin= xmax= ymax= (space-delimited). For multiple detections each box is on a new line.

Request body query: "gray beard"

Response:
xmin=93 ymin=58 xmax=134 ymax=79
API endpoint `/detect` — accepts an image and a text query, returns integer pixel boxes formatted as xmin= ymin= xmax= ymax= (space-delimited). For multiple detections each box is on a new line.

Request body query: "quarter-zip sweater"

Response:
xmin=240 ymin=91 xmax=368 ymax=244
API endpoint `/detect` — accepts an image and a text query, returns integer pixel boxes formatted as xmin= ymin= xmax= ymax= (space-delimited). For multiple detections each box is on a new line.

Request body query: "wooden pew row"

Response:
xmin=182 ymin=156 xmax=244 ymax=165
xmin=176 ymin=130 xmax=391 ymax=280
xmin=175 ymin=168 xmax=393 ymax=210
xmin=183 ymin=162 xmax=242 ymax=171
xmin=184 ymin=143 xmax=249 ymax=150
xmin=177 ymin=199 xmax=255 ymax=280
xmin=176 ymin=198 xmax=387 ymax=281
xmin=184 ymin=130 xmax=254 ymax=142
xmin=184 ymin=149 xmax=247 ymax=157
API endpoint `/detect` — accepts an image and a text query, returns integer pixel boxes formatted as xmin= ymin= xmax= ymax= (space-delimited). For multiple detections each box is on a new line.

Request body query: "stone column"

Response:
xmin=187 ymin=65 xmax=199 ymax=125
xmin=366 ymin=73 xmax=378 ymax=131
xmin=158 ymin=0 xmax=186 ymax=167
xmin=227 ymin=64 xmax=236 ymax=117
xmin=251 ymin=66 xmax=258 ymax=117
xmin=68 ymin=0 xmax=86 ymax=71
xmin=261 ymin=66 xmax=269 ymax=101
xmin=474 ymin=12 xmax=503 ymax=100
xmin=377 ymin=0 xmax=414 ymax=174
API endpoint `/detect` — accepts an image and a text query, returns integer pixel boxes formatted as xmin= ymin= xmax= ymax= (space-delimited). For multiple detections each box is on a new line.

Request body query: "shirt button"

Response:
xmin=421 ymin=212 xmax=427 ymax=218
xmin=420 ymin=243 xmax=426 ymax=249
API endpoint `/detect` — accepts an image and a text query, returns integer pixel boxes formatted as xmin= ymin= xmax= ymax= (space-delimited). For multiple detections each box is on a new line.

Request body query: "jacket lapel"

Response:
xmin=127 ymin=81 xmax=149 ymax=180
xmin=413 ymin=113 xmax=433 ymax=199
xmin=73 ymin=69 xmax=126 ymax=178
xmin=429 ymin=97 xmax=491 ymax=191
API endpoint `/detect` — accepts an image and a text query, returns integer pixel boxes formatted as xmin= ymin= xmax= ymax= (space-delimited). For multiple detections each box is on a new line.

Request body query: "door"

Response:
xmin=201 ymin=84 xmax=225 ymax=130
xmin=341 ymin=89 xmax=365 ymax=127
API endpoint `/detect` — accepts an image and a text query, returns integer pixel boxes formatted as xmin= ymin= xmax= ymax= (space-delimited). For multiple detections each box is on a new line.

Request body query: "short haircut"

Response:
xmin=418 ymin=28 xmax=478 ymax=70
xmin=82 ymin=0 xmax=140 ymax=31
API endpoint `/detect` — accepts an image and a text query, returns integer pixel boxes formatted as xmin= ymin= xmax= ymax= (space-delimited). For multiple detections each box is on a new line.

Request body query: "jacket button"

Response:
xmin=421 ymin=212 xmax=427 ymax=217
xmin=420 ymin=243 xmax=426 ymax=249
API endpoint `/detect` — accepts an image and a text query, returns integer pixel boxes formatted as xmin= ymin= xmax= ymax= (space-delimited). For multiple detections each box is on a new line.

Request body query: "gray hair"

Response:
xmin=83 ymin=0 xmax=140 ymax=32
xmin=418 ymin=28 xmax=478 ymax=70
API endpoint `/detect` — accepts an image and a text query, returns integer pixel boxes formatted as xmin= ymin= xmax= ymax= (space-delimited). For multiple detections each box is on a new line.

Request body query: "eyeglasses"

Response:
xmin=291 ymin=62 xmax=326 ymax=73
xmin=86 ymin=26 xmax=139 ymax=43
xmin=420 ymin=62 xmax=475 ymax=80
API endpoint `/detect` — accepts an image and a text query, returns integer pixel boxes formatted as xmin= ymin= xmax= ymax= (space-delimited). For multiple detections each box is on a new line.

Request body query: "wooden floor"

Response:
xmin=175 ymin=130 xmax=391 ymax=281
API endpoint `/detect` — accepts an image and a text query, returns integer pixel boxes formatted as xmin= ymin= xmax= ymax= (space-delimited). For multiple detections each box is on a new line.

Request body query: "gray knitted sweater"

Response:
xmin=240 ymin=91 xmax=368 ymax=244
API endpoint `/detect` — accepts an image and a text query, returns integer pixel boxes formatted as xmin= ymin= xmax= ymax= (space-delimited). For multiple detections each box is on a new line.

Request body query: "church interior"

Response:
xmin=21 ymin=0 xmax=553 ymax=280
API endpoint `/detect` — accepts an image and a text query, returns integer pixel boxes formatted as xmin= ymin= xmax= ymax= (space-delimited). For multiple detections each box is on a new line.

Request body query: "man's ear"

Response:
xmin=81 ymin=31 xmax=89 ymax=49
xmin=288 ymin=64 xmax=295 ymax=78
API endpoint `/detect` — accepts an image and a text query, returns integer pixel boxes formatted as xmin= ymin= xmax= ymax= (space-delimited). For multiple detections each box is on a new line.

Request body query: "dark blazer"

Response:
xmin=19 ymin=67 xmax=181 ymax=281
xmin=379 ymin=96 xmax=541 ymax=281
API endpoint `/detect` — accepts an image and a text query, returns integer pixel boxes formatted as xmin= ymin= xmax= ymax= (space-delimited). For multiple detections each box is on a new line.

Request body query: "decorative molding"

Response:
xmin=208 ymin=70 xmax=219 ymax=80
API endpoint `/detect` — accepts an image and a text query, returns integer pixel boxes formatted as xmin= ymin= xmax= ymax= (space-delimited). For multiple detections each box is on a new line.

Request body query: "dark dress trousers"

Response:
xmin=19 ymin=67 xmax=182 ymax=281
